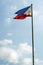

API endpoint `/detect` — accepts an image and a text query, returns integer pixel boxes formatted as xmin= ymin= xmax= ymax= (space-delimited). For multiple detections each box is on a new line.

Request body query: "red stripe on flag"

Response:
xmin=13 ymin=14 xmax=32 ymax=19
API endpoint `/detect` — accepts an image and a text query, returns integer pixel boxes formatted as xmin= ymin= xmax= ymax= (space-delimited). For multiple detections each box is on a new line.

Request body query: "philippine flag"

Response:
xmin=13 ymin=5 xmax=32 ymax=19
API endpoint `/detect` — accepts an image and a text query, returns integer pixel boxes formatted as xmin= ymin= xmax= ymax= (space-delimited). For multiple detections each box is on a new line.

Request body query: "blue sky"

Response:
xmin=0 ymin=0 xmax=43 ymax=65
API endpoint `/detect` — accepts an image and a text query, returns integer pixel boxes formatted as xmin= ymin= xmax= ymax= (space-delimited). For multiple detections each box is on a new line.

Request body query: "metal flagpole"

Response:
xmin=31 ymin=4 xmax=34 ymax=65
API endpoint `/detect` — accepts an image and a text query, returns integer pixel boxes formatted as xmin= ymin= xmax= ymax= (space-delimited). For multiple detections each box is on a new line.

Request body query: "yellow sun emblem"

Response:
xmin=27 ymin=10 xmax=31 ymax=14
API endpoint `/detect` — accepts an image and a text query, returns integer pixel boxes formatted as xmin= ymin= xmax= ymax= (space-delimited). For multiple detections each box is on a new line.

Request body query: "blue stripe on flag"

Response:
xmin=15 ymin=6 xmax=30 ymax=15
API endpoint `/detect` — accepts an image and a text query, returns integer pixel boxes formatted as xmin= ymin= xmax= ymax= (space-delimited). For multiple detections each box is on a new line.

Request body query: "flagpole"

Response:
xmin=31 ymin=4 xmax=34 ymax=65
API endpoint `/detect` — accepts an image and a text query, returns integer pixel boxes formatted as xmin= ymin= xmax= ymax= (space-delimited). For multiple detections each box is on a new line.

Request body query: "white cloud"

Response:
xmin=22 ymin=58 xmax=43 ymax=65
xmin=9 ymin=5 xmax=17 ymax=12
xmin=7 ymin=5 xmax=17 ymax=13
xmin=35 ymin=58 xmax=40 ymax=63
xmin=23 ymin=58 xmax=31 ymax=65
xmin=35 ymin=58 xmax=43 ymax=63
xmin=17 ymin=43 xmax=32 ymax=55
xmin=0 ymin=43 xmax=43 ymax=64
xmin=5 ymin=18 xmax=11 ymax=24
xmin=33 ymin=10 xmax=39 ymax=17
xmin=0 ymin=39 xmax=13 ymax=45
xmin=7 ymin=33 xmax=13 ymax=36
xmin=0 ymin=47 xmax=19 ymax=63
xmin=22 ymin=0 xmax=28 ymax=6
xmin=38 ymin=15 xmax=43 ymax=25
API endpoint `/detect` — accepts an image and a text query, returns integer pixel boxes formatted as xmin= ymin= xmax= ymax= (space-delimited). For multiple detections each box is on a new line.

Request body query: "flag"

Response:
xmin=13 ymin=5 xmax=32 ymax=19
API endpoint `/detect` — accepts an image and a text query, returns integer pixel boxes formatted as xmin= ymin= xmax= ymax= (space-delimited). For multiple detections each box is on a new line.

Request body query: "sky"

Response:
xmin=0 ymin=0 xmax=43 ymax=65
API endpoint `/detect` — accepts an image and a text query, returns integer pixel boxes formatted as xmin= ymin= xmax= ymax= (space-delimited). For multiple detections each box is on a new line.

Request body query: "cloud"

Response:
xmin=35 ymin=58 xmax=43 ymax=63
xmin=33 ymin=10 xmax=39 ymax=17
xmin=35 ymin=58 xmax=40 ymax=63
xmin=7 ymin=33 xmax=13 ymax=36
xmin=0 ymin=47 xmax=19 ymax=63
xmin=0 ymin=43 xmax=43 ymax=65
xmin=0 ymin=39 xmax=13 ymax=45
xmin=17 ymin=43 xmax=32 ymax=55
xmin=9 ymin=5 xmax=17 ymax=12
xmin=5 ymin=18 xmax=11 ymax=24
xmin=38 ymin=15 xmax=43 ymax=25
xmin=22 ymin=0 xmax=28 ymax=6
xmin=23 ymin=58 xmax=31 ymax=65
xmin=22 ymin=58 xmax=43 ymax=65
xmin=0 ymin=43 xmax=33 ymax=64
